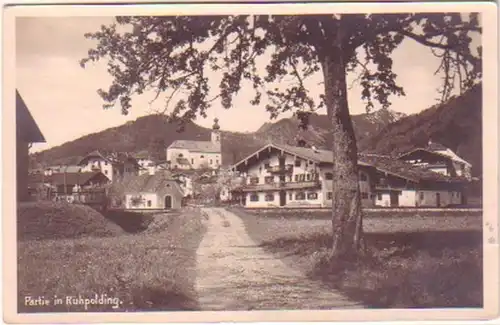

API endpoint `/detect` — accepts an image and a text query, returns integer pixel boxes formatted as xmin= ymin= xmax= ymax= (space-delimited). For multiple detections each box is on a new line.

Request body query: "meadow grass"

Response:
xmin=17 ymin=205 xmax=206 ymax=312
xmin=234 ymin=208 xmax=483 ymax=308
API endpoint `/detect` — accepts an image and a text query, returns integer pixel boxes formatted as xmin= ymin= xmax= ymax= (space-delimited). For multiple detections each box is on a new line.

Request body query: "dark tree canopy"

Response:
xmin=81 ymin=13 xmax=481 ymax=127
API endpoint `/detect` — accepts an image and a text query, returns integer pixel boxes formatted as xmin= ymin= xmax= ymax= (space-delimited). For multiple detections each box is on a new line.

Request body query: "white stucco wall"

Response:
xmin=125 ymin=192 xmax=158 ymax=209
xmin=241 ymin=151 xmax=377 ymax=208
xmin=399 ymin=190 xmax=417 ymax=207
xmin=375 ymin=193 xmax=392 ymax=207
xmin=416 ymin=190 xmax=461 ymax=207
xmin=80 ymin=158 xmax=115 ymax=181
xmin=167 ymin=148 xmax=221 ymax=170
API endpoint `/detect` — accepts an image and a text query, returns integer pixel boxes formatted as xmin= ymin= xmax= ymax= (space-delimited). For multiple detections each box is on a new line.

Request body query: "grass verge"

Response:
xmin=233 ymin=208 xmax=483 ymax=308
xmin=18 ymin=207 xmax=206 ymax=312
xmin=17 ymin=201 xmax=125 ymax=241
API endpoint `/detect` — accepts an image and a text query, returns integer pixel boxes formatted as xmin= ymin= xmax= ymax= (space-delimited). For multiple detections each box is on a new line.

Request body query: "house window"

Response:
xmin=264 ymin=163 xmax=270 ymax=169
xmin=295 ymin=192 xmax=306 ymax=200
xmin=307 ymin=192 xmax=318 ymax=200
xmin=104 ymin=170 xmax=108 ymax=175
xmin=147 ymin=200 xmax=152 ymax=207
xmin=104 ymin=161 xmax=108 ymax=166
xmin=306 ymin=174 xmax=311 ymax=181
xmin=294 ymin=175 xmax=299 ymax=182
xmin=216 ymin=160 xmax=219 ymax=165
xmin=200 ymin=155 xmax=204 ymax=158
xmin=210 ymin=159 xmax=213 ymax=164
xmin=327 ymin=192 xmax=333 ymax=200
xmin=361 ymin=192 xmax=369 ymax=199
xmin=264 ymin=176 xmax=274 ymax=184
xmin=325 ymin=172 xmax=333 ymax=180
xmin=191 ymin=159 xmax=194 ymax=164
xmin=287 ymin=176 xmax=292 ymax=182
xmin=299 ymin=174 xmax=305 ymax=182
xmin=288 ymin=192 xmax=293 ymax=200
xmin=419 ymin=192 xmax=424 ymax=200
xmin=250 ymin=193 xmax=259 ymax=202
xmin=265 ymin=193 xmax=274 ymax=202
xmin=179 ymin=153 xmax=184 ymax=158
xmin=294 ymin=160 xmax=301 ymax=167
xmin=377 ymin=193 xmax=382 ymax=200
xmin=250 ymin=177 xmax=259 ymax=185
xmin=360 ymin=173 xmax=367 ymax=181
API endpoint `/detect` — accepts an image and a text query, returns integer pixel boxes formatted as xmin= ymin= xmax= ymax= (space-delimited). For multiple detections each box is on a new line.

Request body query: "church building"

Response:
xmin=166 ymin=118 xmax=222 ymax=170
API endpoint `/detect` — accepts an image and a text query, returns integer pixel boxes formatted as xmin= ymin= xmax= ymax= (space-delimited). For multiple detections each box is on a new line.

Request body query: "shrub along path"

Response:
xmin=194 ymin=207 xmax=363 ymax=310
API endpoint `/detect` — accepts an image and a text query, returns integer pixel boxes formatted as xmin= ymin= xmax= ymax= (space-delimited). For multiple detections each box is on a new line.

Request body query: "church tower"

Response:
xmin=211 ymin=118 xmax=221 ymax=148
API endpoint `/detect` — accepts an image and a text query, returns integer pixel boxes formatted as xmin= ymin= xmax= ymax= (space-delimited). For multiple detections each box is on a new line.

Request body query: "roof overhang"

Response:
xmin=231 ymin=143 xmax=322 ymax=172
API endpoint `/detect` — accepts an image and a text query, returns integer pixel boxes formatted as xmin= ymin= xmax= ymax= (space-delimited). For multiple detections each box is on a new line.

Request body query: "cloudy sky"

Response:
xmin=16 ymin=15 xmax=481 ymax=153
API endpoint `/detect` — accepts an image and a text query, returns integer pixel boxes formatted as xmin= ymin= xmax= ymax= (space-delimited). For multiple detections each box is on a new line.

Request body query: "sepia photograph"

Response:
xmin=3 ymin=1 xmax=499 ymax=323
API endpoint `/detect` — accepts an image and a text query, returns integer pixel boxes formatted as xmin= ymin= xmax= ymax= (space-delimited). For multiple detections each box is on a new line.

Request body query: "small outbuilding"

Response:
xmin=123 ymin=172 xmax=184 ymax=210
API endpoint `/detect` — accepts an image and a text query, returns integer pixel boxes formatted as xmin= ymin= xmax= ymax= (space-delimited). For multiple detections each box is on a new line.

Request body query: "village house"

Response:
xmin=78 ymin=150 xmax=140 ymax=181
xmin=397 ymin=140 xmax=472 ymax=180
xmin=123 ymin=171 xmax=184 ymax=210
xmin=28 ymin=170 xmax=108 ymax=203
xmin=16 ymin=90 xmax=46 ymax=202
xmin=358 ymin=154 xmax=468 ymax=207
xmin=230 ymin=143 xmax=470 ymax=209
xmin=166 ymin=118 xmax=222 ymax=170
xmin=133 ymin=150 xmax=157 ymax=175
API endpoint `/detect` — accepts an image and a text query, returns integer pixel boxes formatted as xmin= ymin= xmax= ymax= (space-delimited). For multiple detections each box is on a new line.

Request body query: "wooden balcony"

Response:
xmin=266 ymin=164 xmax=293 ymax=174
xmin=240 ymin=180 xmax=321 ymax=192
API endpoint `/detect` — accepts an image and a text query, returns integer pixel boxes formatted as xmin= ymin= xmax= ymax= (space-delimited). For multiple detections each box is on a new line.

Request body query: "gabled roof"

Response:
xmin=232 ymin=142 xmax=468 ymax=184
xmin=122 ymin=172 xmax=183 ymax=196
xmin=16 ymin=90 xmax=45 ymax=143
xmin=168 ymin=140 xmax=221 ymax=153
xmin=49 ymin=171 xmax=108 ymax=186
xmin=398 ymin=147 xmax=471 ymax=167
xmin=78 ymin=150 xmax=112 ymax=165
xmin=358 ymin=154 xmax=467 ymax=183
xmin=232 ymin=142 xmax=332 ymax=169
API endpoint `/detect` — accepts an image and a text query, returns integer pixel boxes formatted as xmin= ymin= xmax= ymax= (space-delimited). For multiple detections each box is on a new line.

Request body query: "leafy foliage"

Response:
xmin=81 ymin=14 xmax=481 ymax=126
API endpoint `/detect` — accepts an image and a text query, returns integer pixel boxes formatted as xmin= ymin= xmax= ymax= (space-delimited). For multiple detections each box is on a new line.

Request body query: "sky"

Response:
xmin=16 ymin=15 xmax=481 ymax=153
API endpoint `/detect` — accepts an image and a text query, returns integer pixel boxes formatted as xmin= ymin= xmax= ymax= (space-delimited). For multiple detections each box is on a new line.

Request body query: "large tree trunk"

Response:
xmin=321 ymin=24 xmax=364 ymax=258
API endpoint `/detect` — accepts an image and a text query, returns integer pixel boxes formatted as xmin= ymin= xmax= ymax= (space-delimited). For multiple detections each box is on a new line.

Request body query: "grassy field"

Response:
xmin=17 ymin=202 xmax=206 ymax=312
xmin=233 ymin=208 xmax=483 ymax=308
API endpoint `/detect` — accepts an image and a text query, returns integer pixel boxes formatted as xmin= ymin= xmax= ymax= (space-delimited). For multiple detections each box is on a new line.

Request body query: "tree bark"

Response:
xmin=321 ymin=22 xmax=364 ymax=258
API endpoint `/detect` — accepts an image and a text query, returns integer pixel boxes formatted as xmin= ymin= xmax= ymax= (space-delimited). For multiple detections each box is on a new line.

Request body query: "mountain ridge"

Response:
xmin=30 ymin=84 xmax=482 ymax=177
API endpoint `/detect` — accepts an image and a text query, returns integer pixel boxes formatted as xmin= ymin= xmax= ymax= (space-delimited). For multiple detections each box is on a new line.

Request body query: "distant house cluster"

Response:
xmin=20 ymin=89 xmax=479 ymax=212
xmin=228 ymin=141 xmax=476 ymax=209
xmin=25 ymin=116 xmax=224 ymax=209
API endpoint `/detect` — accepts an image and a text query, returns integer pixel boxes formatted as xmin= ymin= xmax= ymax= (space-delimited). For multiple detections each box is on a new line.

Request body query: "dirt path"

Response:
xmin=194 ymin=207 xmax=364 ymax=311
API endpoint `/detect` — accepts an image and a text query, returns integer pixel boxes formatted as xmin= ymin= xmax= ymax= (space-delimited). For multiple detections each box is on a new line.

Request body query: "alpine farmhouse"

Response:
xmin=230 ymin=142 xmax=472 ymax=208
xmin=166 ymin=118 xmax=222 ymax=170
